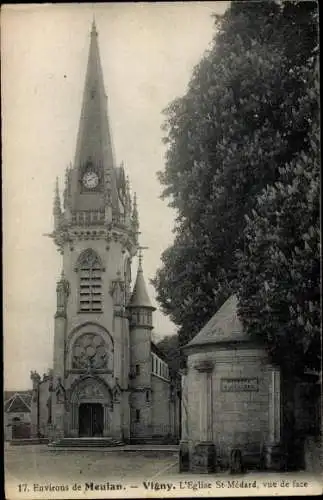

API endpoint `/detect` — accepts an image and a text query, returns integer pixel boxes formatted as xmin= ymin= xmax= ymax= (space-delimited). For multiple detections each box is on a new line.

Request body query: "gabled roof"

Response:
xmin=4 ymin=390 xmax=33 ymax=402
xmin=4 ymin=391 xmax=32 ymax=413
xmin=185 ymin=295 xmax=247 ymax=349
xmin=21 ymin=392 xmax=32 ymax=407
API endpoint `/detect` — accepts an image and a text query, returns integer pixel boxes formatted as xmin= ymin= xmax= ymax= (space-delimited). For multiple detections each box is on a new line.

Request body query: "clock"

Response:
xmin=82 ymin=171 xmax=99 ymax=189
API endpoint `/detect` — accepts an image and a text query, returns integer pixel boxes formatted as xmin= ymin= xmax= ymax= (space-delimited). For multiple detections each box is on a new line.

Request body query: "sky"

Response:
xmin=2 ymin=2 xmax=229 ymax=390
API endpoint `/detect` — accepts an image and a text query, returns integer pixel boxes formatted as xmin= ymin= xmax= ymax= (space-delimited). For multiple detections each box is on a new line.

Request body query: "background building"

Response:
xmin=4 ymin=391 xmax=32 ymax=441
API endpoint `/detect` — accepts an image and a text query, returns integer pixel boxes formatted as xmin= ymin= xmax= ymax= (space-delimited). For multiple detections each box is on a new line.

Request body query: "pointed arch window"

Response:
xmin=76 ymin=249 xmax=104 ymax=312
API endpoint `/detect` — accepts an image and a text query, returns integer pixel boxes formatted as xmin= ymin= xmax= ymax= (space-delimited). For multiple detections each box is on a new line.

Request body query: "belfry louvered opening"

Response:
xmin=78 ymin=249 xmax=103 ymax=312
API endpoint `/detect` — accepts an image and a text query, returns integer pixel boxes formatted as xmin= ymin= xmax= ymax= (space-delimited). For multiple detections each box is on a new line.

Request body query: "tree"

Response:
xmin=237 ymin=63 xmax=320 ymax=374
xmin=153 ymin=0 xmax=319 ymax=355
xmin=235 ymin=68 xmax=320 ymax=461
xmin=156 ymin=334 xmax=181 ymax=376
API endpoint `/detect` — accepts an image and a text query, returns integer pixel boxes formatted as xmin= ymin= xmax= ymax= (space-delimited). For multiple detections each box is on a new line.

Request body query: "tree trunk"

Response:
xmin=281 ymin=369 xmax=304 ymax=471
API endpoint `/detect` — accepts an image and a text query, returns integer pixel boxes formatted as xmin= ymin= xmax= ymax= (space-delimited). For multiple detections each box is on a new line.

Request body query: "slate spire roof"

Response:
xmin=74 ymin=19 xmax=114 ymax=168
xmin=129 ymin=259 xmax=155 ymax=310
xmin=73 ymin=19 xmax=118 ymax=211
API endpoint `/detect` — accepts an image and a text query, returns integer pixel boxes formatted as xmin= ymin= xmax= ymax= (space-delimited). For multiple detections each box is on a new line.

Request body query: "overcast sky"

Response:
xmin=2 ymin=2 xmax=229 ymax=390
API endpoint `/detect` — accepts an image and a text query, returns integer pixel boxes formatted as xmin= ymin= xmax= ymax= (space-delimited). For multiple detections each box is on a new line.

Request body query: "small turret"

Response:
xmin=131 ymin=192 xmax=139 ymax=242
xmin=53 ymin=178 xmax=62 ymax=231
xmin=55 ymin=270 xmax=70 ymax=318
xmin=30 ymin=370 xmax=41 ymax=390
xmin=63 ymin=163 xmax=72 ymax=210
xmin=128 ymin=248 xmax=155 ymax=329
xmin=124 ymin=175 xmax=132 ymax=226
xmin=44 ymin=177 xmax=66 ymax=253
xmin=128 ymin=248 xmax=155 ymax=421
xmin=126 ymin=176 xmax=132 ymax=212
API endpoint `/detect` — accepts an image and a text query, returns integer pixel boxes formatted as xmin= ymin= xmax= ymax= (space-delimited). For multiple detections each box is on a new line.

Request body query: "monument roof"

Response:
xmin=185 ymin=294 xmax=248 ymax=348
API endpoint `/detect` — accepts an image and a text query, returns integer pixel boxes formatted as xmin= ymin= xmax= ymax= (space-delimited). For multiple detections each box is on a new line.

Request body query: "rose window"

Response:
xmin=72 ymin=333 xmax=109 ymax=370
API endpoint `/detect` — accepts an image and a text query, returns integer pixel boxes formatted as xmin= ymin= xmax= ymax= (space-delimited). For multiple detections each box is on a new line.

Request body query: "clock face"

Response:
xmin=82 ymin=171 xmax=99 ymax=189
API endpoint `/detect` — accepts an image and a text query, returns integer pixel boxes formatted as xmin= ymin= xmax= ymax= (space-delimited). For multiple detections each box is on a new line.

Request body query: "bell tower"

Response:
xmin=48 ymin=20 xmax=139 ymax=441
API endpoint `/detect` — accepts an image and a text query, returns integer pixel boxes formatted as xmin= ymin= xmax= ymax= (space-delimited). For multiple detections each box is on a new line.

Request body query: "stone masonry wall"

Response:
xmin=187 ymin=346 xmax=272 ymax=463
xmin=130 ymin=390 xmax=151 ymax=437
xmin=38 ymin=378 xmax=51 ymax=437
xmin=151 ymin=374 xmax=171 ymax=437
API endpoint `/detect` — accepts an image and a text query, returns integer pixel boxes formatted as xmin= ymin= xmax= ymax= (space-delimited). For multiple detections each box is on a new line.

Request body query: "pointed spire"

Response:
xmin=126 ymin=175 xmax=132 ymax=211
xmin=63 ymin=167 xmax=68 ymax=209
xmin=74 ymin=19 xmax=113 ymax=168
xmin=54 ymin=177 xmax=61 ymax=213
xmin=129 ymin=249 xmax=155 ymax=310
xmin=53 ymin=177 xmax=62 ymax=231
xmin=131 ymin=192 xmax=139 ymax=235
xmin=72 ymin=20 xmax=118 ymax=212
xmin=91 ymin=16 xmax=98 ymax=37
xmin=138 ymin=246 xmax=148 ymax=270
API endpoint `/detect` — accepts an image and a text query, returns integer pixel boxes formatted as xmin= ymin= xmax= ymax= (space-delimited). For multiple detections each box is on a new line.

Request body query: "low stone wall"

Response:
xmin=10 ymin=438 xmax=49 ymax=446
xmin=304 ymin=436 xmax=322 ymax=473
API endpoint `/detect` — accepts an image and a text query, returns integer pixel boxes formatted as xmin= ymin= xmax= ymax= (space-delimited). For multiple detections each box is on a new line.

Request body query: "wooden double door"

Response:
xmin=79 ymin=403 xmax=103 ymax=437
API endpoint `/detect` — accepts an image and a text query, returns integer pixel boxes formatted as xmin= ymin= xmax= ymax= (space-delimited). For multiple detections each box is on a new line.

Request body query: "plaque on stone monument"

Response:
xmin=221 ymin=377 xmax=259 ymax=392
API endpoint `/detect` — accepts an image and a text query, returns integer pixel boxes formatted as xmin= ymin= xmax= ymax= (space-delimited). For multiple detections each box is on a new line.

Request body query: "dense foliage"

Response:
xmin=237 ymin=95 xmax=320 ymax=372
xmin=156 ymin=334 xmax=181 ymax=376
xmin=153 ymin=1 xmax=319 ymax=372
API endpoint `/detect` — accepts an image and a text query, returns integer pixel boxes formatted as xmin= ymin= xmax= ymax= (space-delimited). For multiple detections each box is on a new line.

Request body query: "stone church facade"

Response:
xmin=29 ymin=21 xmax=180 ymax=444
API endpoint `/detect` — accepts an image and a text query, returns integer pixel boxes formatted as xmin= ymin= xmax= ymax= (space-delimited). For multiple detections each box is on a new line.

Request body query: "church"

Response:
xmin=29 ymin=21 xmax=180 ymax=444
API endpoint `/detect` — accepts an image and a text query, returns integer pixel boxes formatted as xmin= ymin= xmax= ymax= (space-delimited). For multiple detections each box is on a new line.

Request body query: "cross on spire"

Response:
xmin=91 ymin=17 xmax=97 ymax=36
xmin=138 ymin=246 xmax=148 ymax=269
xmin=91 ymin=4 xmax=97 ymax=35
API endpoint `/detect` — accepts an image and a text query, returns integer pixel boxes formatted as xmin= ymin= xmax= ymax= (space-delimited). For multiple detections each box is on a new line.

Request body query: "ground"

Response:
xmin=5 ymin=445 xmax=178 ymax=483
xmin=5 ymin=445 xmax=322 ymax=499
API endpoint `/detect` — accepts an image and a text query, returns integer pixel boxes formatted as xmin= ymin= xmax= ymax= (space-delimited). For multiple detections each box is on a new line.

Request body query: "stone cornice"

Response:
xmin=114 ymin=309 xmax=128 ymax=318
xmin=129 ymin=323 xmax=154 ymax=330
xmin=183 ymin=339 xmax=265 ymax=354
xmin=66 ymin=369 xmax=114 ymax=376
xmin=179 ymin=368 xmax=188 ymax=376
xmin=49 ymin=221 xmax=138 ymax=256
xmin=129 ymin=387 xmax=152 ymax=393
xmin=194 ymin=360 xmax=214 ymax=373
xmin=55 ymin=312 xmax=67 ymax=319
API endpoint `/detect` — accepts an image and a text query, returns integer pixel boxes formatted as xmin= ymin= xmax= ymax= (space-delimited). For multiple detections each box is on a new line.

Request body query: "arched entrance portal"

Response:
xmin=79 ymin=403 xmax=104 ymax=437
xmin=70 ymin=376 xmax=112 ymax=438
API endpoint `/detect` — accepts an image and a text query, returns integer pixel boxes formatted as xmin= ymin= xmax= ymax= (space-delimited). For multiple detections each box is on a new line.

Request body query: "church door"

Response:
xmin=79 ymin=403 xmax=103 ymax=437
